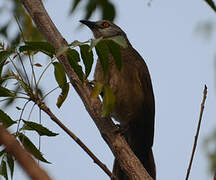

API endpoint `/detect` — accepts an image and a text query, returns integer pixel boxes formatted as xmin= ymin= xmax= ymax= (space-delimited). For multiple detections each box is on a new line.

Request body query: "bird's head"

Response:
xmin=80 ymin=20 xmax=126 ymax=39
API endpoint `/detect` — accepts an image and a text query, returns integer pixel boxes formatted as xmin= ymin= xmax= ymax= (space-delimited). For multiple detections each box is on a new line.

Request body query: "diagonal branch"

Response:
xmin=19 ymin=0 xmax=153 ymax=179
xmin=204 ymin=0 xmax=216 ymax=13
xmin=35 ymin=100 xmax=113 ymax=178
xmin=0 ymin=125 xmax=52 ymax=180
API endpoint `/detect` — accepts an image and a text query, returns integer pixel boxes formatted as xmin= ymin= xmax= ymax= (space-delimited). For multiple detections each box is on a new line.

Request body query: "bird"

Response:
xmin=80 ymin=20 xmax=156 ymax=180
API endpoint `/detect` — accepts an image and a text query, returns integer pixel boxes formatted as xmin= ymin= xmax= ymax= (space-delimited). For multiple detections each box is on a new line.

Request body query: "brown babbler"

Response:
xmin=80 ymin=20 xmax=156 ymax=180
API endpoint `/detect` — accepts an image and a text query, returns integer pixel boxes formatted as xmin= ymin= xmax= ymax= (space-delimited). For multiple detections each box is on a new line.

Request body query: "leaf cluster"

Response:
xmin=0 ymin=31 xmax=127 ymax=179
xmin=0 ymin=110 xmax=57 ymax=179
xmin=0 ymin=0 xmax=116 ymax=48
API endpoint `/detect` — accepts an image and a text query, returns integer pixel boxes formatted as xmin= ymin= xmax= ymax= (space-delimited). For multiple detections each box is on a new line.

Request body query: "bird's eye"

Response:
xmin=103 ymin=22 xmax=110 ymax=28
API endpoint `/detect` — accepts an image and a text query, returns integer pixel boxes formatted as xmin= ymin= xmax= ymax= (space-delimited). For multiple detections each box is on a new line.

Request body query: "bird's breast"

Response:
xmin=94 ymin=49 xmax=145 ymax=125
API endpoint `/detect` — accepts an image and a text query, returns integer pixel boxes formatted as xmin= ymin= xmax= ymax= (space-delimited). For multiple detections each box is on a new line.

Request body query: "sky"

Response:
xmin=1 ymin=0 xmax=216 ymax=180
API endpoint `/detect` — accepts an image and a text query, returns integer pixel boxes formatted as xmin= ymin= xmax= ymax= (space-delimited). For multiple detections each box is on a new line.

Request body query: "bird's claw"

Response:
xmin=114 ymin=124 xmax=129 ymax=136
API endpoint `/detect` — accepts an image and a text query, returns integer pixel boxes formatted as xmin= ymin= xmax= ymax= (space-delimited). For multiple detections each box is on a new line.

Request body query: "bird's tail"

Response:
xmin=112 ymin=148 xmax=156 ymax=180
xmin=112 ymin=114 xmax=156 ymax=180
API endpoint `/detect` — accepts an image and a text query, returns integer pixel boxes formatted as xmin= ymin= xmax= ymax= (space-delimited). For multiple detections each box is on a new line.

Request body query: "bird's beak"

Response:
xmin=80 ymin=20 xmax=98 ymax=29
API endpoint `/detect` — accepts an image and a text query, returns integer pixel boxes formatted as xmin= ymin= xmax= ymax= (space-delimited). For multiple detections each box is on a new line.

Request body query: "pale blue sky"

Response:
xmin=1 ymin=0 xmax=216 ymax=180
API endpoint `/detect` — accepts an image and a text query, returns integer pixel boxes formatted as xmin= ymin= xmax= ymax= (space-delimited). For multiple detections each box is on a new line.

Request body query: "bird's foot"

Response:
xmin=114 ymin=124 xmax=129 ymax=136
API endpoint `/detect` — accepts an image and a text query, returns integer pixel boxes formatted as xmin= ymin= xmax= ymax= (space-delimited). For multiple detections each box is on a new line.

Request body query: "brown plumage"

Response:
xmin=80 ymin=20 xmax=156 ymax=180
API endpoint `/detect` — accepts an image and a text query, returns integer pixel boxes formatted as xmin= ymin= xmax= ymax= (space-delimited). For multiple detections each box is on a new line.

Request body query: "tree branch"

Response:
xmin=19 ymin=0 xmax=153 ymax=179
xmin=36 ymin=100 xmax=113 ymax=178
xmin=0 ymin=125 xmax=52 ymax=180
xmin=204 ymin=0 xmax=216 ymax=13
xmin=185 ymin=85 xmax=208 ymax=180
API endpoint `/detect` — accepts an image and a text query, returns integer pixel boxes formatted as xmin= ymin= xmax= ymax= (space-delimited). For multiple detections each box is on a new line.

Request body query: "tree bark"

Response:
xmin=19 ymin=0 xmax=153 ymax=179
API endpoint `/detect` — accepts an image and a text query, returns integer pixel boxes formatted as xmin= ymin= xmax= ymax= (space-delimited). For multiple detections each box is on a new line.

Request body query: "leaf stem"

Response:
xmin=36 ymin=60 xmax=54 ymax=89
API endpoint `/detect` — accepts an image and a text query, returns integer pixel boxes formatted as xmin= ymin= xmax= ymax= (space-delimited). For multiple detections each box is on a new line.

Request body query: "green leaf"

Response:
xmin=108 ymin=35 xmax=128 ymax=48
xmin=102 ymin=85 xmax=115 ymax=117
xmin=90 ymin=82 xmax=104 ymax=99
xmin=18 ymin=133 xmax=50 ymax=163
xmin=53 ymin=62 xmax=69 ymax=108
xmin=0 ymin=51 xmax=13 ymax=77
xmin=5 ymin=72 xmax=31 ymax=95
xmin=0 ymin=23 xmax=9 ymax=38
xmin=0 ymin=160 xmax=8 ymax=180
xmin=11 ymin=34 xmax=21 ymax=49
xmin=6 ymin=153 xmax=14 ymax=178
xmin=101 ymin=1 xmax=115 ymax=21
xmin=105 ymin=40 xmax=122 ymax=71
xmin=0 ymin=87 xmax=15 ymax=97
xmin=95 ymin=41 xmax=109 ymax=76
xmin=79 ymin=45 xmax=93 ymax=78
xmin=0 ymin=149 xmax=6 ymax=157
xmin=66 ymin=49 xmax=83 ymax=82
xmin=19 ymin=42 xmax=55 ymax=58
xmin=56 ymin=83 xmax=69 ymax=108
xmin=0 ymin=109 xmax=16 ymax=128
xmin=67 ymin=49 xmax=80 ymax=63
xmin=22 ymin=120 xmax=59 ymax=136
xmin=89 ymin=37 xmax=103 ymax=51
xmin=53 ymin=62 xmax=67 ymax=89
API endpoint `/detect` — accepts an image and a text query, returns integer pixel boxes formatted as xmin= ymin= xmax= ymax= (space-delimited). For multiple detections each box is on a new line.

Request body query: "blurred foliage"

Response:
xmin=0 ymin=0 xmax=43 ymax=47
xmin=0 ymin=0 xmax=116 ymax=47
xmin=69 ymin=0 xmax=116 ymax=21
xmin=204 ymin=130 xmax=216 ymax=174
xmin=197 ymin=0 xmax=216 ymax=175
xmin=195 ymin=20 xmax=216 ymax=40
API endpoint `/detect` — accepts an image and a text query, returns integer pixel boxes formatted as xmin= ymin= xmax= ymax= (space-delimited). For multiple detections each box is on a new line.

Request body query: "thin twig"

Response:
xmin=36 ymin=60 xmax=54 ymax=89
xmin=42 ymin=83 xmax=71 ymax=101
xmin=8 ymin=56 xmax=24 ymax=83
xmin=0 ymin=96 xmax=29 ymax=102
xmin=16 ymin=100 xmax=30 ymax=133
xmin=14 ymin=17 xmax=31 ymax=86
xmin=27 ymin=102 xmax=36 ymax=121
xmin=38 ymin=107 xmax=42 ymax=164
xmin=17 ymin=52 xmax=31 ymax=86
xmin=185 ymin=85 xmax=208 ymax=180
xmin=14 ymin=16 xmax=26 ymax=44
xmin=28 ymin=53 xmax=37 ymax=91
xmin=15 ymin=16 xmax=37 ymax=90
xmin=36 ymin=101 xmax=113 ymax=178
